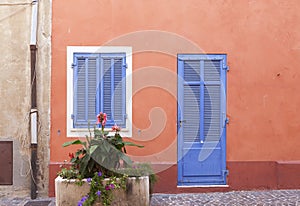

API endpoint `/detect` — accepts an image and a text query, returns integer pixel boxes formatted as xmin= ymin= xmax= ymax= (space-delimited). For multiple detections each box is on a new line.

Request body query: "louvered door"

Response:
xmin=177 ymin=54 xmax=228 ymax=185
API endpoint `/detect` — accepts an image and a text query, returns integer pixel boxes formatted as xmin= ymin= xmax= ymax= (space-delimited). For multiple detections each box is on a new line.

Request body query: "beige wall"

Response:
xmin=0 ymin=0 xmax=51 ymax=197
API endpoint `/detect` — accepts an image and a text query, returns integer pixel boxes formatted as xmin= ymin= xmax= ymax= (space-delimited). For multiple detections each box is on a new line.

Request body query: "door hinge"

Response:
xmin=71 ymin=114 xmax=75 ymax=119
xmin=223 ymin=169 xmax=229 ymax=176
xmin=179 ymin=120 xmax=186 ymax=127
xmin=225 ymin=117 xmax=229 ymax=124
xmin=223 ymin=66 xmax=229 ymax=71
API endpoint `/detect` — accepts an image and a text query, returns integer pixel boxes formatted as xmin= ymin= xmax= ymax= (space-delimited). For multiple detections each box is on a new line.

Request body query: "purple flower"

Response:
xmin=78 ymin=195 xmax=88 ymax=206
xmin=96 ymin=190 xmax=101 ymax=196
xmin=87 ymin=178 xmax=92 ymax=183
xmin=105 ymin=185 xmax=110 ymax=190
xmin=81 ymin=195 xmax=88 ymax=202
xmin=98 ymin=171 xmax=102 ymax=177
xmin=110 ymin=183 xmax=115 ymax=189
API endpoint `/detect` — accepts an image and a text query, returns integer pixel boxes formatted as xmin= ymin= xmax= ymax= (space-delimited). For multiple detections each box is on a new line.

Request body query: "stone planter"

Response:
xmin=55 ymin=176 xmax=149 ymax=206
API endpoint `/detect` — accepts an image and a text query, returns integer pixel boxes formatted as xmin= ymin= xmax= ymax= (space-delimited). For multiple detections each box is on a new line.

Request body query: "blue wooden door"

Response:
xmin=177 ymin=54 xmax=228 ymax=185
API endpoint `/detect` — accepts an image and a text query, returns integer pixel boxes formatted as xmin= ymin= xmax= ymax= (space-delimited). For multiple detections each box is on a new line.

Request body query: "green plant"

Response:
xmin=77 ymin=172 xmax=127 ymax=206
xmin=63 ymin=113 xmax=143 ymax=177
xmin=58 ymin=112 xmax=145 ymax=206
xmin=114 ymin=163 xmax=157 ymax=195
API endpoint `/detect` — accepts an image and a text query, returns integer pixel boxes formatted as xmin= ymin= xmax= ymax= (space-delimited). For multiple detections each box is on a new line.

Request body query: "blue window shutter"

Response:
xmin=204 ymin=85 xmax=221 ymax=141
xmin=183 ymin=85 xmax=200 ymax=142
xmin=112 ymin=56 xmax=126 ymax=127
xmin=102 ymin=57 xmax=112 ymax=122
xmin=182 ymin=60 xmax=201 ymax=143
xmin=183 ymin=60 xmax=200 ymax=82
xmin=73 ymin=54 xmax=99 ymax=128
xmin=100 ymin=53 xmax=126 ymax=127
xmin=73 ymin=53 xmax=126 ymax=128
xmin=203 ymin=60 xmax=221 ymax=141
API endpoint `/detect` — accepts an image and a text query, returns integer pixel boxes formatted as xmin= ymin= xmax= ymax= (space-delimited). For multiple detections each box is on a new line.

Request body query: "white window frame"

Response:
xmin=67 ymin=46 xmax=132 ymax=137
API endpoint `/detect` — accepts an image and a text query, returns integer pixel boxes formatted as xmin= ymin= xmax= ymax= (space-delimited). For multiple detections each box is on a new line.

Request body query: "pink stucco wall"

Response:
xmin=50 ymin=0 xmax=300 ymax=194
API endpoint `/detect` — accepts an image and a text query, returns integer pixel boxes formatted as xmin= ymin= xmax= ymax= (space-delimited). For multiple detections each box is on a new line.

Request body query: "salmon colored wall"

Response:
xmin=51 ymin=0 xmax=300 ymax=167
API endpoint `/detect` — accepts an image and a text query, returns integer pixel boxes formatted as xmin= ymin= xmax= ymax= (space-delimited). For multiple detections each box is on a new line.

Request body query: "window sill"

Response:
xmin=67 ymin=128 xmax=131 ymax=138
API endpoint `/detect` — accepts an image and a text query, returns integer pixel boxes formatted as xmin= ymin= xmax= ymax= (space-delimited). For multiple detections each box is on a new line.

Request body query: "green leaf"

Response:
xmin=75 ymin=149 xmax=84 ymax=157
xmin=62 ymin=140 xmax=85 ymax=147
xmin=90 ymin=146 xmax=110 ymax=169
xmin=123 ymin=141 xmax=144 ymax=148
xmin=119 ymin=153 xmax=133 ymax=166
xmin=79 ymin=154 xmax=91 ymax=176
xmin=102 ymin=140 xmax=112 ymax=153
xmin=94 ymin=129 xmax=102 ymax=137
xmin=90 ymin=145 xmax=98 ymax=154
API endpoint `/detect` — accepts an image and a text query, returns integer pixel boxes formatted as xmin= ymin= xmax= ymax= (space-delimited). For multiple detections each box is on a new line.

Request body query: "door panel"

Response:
xmin=178 ymin=54 xmax=228 ymax=186
xmin=183 ymin=147 xmax=222 ymax=176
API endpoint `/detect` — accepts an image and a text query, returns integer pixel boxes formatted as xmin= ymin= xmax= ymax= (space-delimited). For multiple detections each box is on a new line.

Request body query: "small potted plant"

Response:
xmin=55 ymin=112 xmax=154 ymax=206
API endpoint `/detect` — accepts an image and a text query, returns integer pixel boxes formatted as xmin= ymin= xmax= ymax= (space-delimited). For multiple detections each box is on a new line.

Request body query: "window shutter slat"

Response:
xmin=183 ymin=85 xmax=200 ymax=142
xmin=184 ymin=60 xmax=200 ymax=82
xmin=204 ymin=60 xmax=221 ymax=82
xmin=76 ymin=58 xmax=86 ymax=124
xmin=73 ymin=53 xmax=126 ymax=128
xmin=74 ymin=55 xmax=98 ymax=128
xmin=113 ymin=58 xmax=125 ymax=126
xmin=203 ymin=59 xmax=221 ymax=141
xmin=204 ymin=85 xmax=221 ymax=141
xmin=103 ymin=58 xmax=112 ymax=122
xmin=87 ymin=58 xmax=97 ymax=121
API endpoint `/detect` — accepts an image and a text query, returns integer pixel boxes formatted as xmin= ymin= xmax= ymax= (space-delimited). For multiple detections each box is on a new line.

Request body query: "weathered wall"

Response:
xmin=0 ymin=0 xmax=51 ymax=197
xmin=50 ymin=0 xmax=300 ymax=194
xmin=35 ymin=0 xmax=51 ymax=197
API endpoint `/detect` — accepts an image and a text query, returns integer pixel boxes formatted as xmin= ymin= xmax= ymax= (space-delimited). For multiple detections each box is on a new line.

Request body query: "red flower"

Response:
xmin=69 ymin=153 xmax=74 ymax=159
xmin=112 ymin=125 xmax=120 ymax=132
xmin=96 ymin=112 xmax=102 ymax=124
xmin=96 ymin=112 xmax=107 ymax=127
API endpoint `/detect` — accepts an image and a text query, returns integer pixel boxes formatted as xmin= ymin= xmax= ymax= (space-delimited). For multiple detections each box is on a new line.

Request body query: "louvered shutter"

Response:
xmin=203 ymin=60 xmax=221 ymax=141
xmin=181 ymin=59 xmax=223 ymax=143
xmin=73 ymin=52 xmax=126 ymax=129
xmin=100 ymin=54 xmax=126 ymax=127
xmin=73 ymin=54 xmax=99 ymax=128
xmin=183 ymin=60 xmax=200 ymax=143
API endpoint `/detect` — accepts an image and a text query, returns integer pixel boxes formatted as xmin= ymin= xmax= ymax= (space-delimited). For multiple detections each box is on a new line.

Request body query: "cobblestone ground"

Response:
xmin=151 ymin=190 xmax=300 ymax=206
xmin=0 ymin=190 xmax=299 ymax=206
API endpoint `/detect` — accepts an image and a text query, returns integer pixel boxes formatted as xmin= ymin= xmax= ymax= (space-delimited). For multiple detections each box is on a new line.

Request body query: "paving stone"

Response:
xmin=0 ymin=189 xmax=299 ymax=205
xmin=150 ymin=190 xmax=300 ymax=206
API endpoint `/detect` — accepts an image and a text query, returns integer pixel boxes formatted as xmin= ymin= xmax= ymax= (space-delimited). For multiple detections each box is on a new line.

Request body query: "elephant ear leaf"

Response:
xmin=123 ymin=141 xmax=144 ymax=148
xmin=62 ymin=140 xmax=85 ymax=147
xmin=79 ymin=154 xmax=91 ymax=176
xmin=119 ymin=153 xmax=133 ymax=166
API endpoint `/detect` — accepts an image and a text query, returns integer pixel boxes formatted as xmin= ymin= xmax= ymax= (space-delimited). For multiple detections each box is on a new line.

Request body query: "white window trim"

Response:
xmin=67 ymin=46 xmax=132 ymax=137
